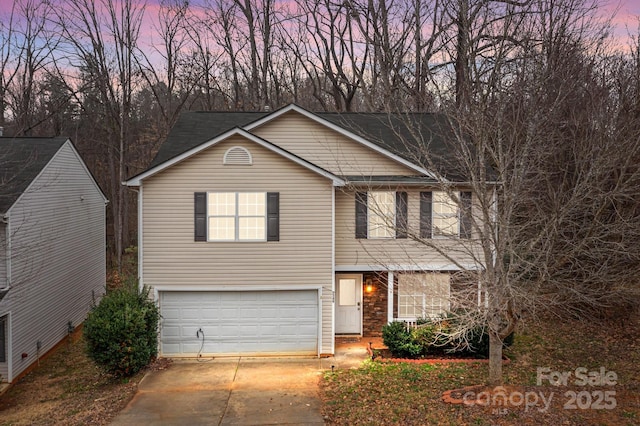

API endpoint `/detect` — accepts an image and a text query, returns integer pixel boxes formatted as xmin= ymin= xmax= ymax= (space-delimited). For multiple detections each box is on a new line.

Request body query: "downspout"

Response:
xmin=1 ymin=214 xmax=10 ymax=301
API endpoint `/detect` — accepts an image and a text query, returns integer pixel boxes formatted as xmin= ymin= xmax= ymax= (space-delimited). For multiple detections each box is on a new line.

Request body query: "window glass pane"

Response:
xmin=368 ymin=191 xmax=395 ymax=238
xmin=207 ymin=192 xmax=267 ymax=242
xmin=209 ymin=193 xmax=236 ymax=216
xmin=339 ymin=279 xmax=357 ymax=306
xmin=433 ymin=191 xmax=457 ymax=214
xmin=209 ymin=217 xmax=235 ymax=240
xmin=238 ymin=217 xmax=265 ymax=240
xmin=432 ymin=191 xmax=459 ymax=236
xmin=434 ymin=216 xmax=458 ymax=235
xmin=398 ymin=273 xmax=450 ymax=319
xmin=238 ymin=193 xmax=265 ymax=216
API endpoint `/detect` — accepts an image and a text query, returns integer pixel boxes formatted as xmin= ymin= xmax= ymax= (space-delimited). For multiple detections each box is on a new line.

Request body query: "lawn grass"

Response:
xmin=321 ymin=314 xmax=640 ymax=425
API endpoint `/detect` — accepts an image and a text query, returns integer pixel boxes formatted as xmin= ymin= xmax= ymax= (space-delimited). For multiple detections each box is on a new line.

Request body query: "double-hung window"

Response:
xmin=208 ymin=192 xmax=266 ymax=241
xmin=195 ymin=192 xmax=279 ymax=242
xmin=420 ymin=191 xmax=473 ymax=239
xmin=432 ymin=191 xmax=459 ymax=237
xmin=355 ymin=191 xmax=408 ymax=239
xmin=355 ymin=190 xmax=471 ymax=239
xmin=368 ymin=191 xmax=396 ymax=238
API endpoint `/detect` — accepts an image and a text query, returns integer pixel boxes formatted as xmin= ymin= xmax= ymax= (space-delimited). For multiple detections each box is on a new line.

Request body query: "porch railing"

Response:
xmin=393 ymin=318 xmax=418 ymax=331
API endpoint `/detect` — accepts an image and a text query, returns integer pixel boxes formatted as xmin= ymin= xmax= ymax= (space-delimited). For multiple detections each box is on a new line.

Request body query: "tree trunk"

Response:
xmin=488 ymin=330 xmax=503 ymax=385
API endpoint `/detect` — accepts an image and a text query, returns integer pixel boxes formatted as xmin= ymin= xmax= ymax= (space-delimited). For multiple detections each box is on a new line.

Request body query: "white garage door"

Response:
xmin=159 ymin=290 xmax=319 ymax=356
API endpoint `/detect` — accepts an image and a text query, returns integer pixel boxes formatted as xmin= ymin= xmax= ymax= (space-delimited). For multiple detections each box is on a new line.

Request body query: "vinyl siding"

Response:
xmin=335 ymin=189 xmax=481 ymax=270
xmin=0 ymin=142 xmax=106 ymax=382
xmin=253 ymin=111 xmax=421 ymax=176
xmin=142 ymin=136 xmax=334 ymax=353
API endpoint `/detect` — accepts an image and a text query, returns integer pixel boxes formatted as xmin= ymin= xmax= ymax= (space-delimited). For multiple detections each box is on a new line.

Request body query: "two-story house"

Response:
xmin=1 ymin=137 xmax=106 ymax=384
xmin=125 ymin=104 xmax=482 ymax=357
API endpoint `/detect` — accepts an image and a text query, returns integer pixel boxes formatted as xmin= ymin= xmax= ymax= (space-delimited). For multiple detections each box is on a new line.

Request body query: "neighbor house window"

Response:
xmin=194 ymin=192 xmax=279 ymax=242
xmin=0 ymin=315 xmax=6 ymax=363
xmin=397 ymin=273 xmax=450 ymax=319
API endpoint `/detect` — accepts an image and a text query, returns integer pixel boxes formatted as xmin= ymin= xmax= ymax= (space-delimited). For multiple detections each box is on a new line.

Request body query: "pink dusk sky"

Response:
xmin=1 ymin=0 xmax=639 ymax=48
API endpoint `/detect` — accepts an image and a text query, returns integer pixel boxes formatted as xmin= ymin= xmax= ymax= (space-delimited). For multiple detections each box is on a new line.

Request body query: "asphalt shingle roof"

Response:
xmin=0 ymin=137 xmax=69 ymax=214
xmin=145 ymin=106 xmax=466 ymax=181
xmin=150 ymin=112 xmax=270 ymax=168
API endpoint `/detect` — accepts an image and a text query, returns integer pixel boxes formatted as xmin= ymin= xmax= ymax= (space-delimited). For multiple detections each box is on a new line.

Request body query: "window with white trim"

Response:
xmin=397 ymin=273 xmax=450 ymax=319
xmin=208 ymin=192 xmax=266 ymax=241
xmin=368 ymin=191 xmax=396 ymax=238
xmin=432 ymin=191 xmax=459 ymax=237
xmin=355 ymin=191 xmax=407 ymax=239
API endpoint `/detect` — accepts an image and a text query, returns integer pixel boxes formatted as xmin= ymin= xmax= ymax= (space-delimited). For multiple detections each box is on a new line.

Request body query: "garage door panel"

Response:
xmin=182 ymin=310 xmax=203 ymax=320
xmin=162 ymin=308 xmax=180 ymax=320
xmin=160 ymin=290 xmax=318 ymax=356
xmin=162 ymin=326 xmax=181 ymax=338
xmin=219 ymin=307 xmax=240 ymax=319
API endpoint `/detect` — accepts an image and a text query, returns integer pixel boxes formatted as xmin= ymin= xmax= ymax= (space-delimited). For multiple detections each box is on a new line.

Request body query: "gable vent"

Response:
xmin=223 ymin=146 xmax=252 ymax=165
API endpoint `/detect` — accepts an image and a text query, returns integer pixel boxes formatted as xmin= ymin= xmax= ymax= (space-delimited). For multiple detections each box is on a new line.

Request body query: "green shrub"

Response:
xmin=382 ymin=321 xmax=423 ymax=358
xmin=84 ymin=285 xmax=159 ymax=377
xmin=382 ymin=317 xmax=515 ymax=359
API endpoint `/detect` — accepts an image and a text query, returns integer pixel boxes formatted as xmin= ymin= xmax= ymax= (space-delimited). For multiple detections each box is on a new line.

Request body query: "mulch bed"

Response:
xmin=368 ymin=345 xmax=510 ymax=365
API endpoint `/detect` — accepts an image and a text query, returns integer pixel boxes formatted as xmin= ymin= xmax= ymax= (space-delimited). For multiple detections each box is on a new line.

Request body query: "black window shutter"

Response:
xmin=267 ymin=192 xmax=280 ymax=241
xmin=194 ymin=192 xmax=207 ymax=242
xmin=460 ymin=191 xmax=473 ymax=239
xmin=420 ymin=192 xmax=432 ymax=239
xmin=396 ymin=191 xmax=408 ymax=239
xmin=355 ymin=192 xmax=368 ymax=239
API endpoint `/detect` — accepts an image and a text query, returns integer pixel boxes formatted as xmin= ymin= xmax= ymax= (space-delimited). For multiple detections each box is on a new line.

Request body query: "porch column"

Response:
xmin=387 ymin=271 xmax=394 ymax=323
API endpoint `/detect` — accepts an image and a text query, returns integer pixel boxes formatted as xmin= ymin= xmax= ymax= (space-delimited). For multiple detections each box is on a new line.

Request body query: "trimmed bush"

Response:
xmin=84 ymin=285 xmax=159 ymax=377
xmin=382 ymin=321 xmax=423 ymax=358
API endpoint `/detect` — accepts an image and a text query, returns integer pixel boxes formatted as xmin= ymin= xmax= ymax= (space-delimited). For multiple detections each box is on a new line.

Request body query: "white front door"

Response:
xmin=335 ymin=274 xmax=362 ymax=334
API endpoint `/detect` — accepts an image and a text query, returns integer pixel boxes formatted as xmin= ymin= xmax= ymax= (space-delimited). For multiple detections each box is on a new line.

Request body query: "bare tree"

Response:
xmin=135 ymin=0 xmax=199 ymax=159
xmin=4 ymin=0 xmax=59 ymax=136
xmin=53 ymin=0 xmax=145 ymax=269
xmin=0 ymin=2 xmax=18 ymax=131
xmin=289 ymin=0 xmax=369 ymax=111
xmin=358 ymin=0 xmax=640 ymax=386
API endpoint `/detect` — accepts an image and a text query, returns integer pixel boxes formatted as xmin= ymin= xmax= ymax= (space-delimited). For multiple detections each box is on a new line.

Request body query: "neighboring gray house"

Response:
xmin=0 ymin=137 xmax=107 ymax=384
xmin=126 ymin=104 xmax=482 ymax=358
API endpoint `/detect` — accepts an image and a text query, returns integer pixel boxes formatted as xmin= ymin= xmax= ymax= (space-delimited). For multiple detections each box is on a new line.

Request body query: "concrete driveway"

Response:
xmin=110 ymin=342 xmax=367 ymax=425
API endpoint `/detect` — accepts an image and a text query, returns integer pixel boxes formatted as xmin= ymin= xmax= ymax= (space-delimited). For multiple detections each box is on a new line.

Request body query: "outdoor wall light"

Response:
xmin=365 ymin=278 xmax=374 ymax=293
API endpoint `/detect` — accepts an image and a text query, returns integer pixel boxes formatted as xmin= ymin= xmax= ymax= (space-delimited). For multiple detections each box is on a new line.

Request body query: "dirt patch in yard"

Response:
xmin=0 ymin=328 xmax=166 ymax=426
